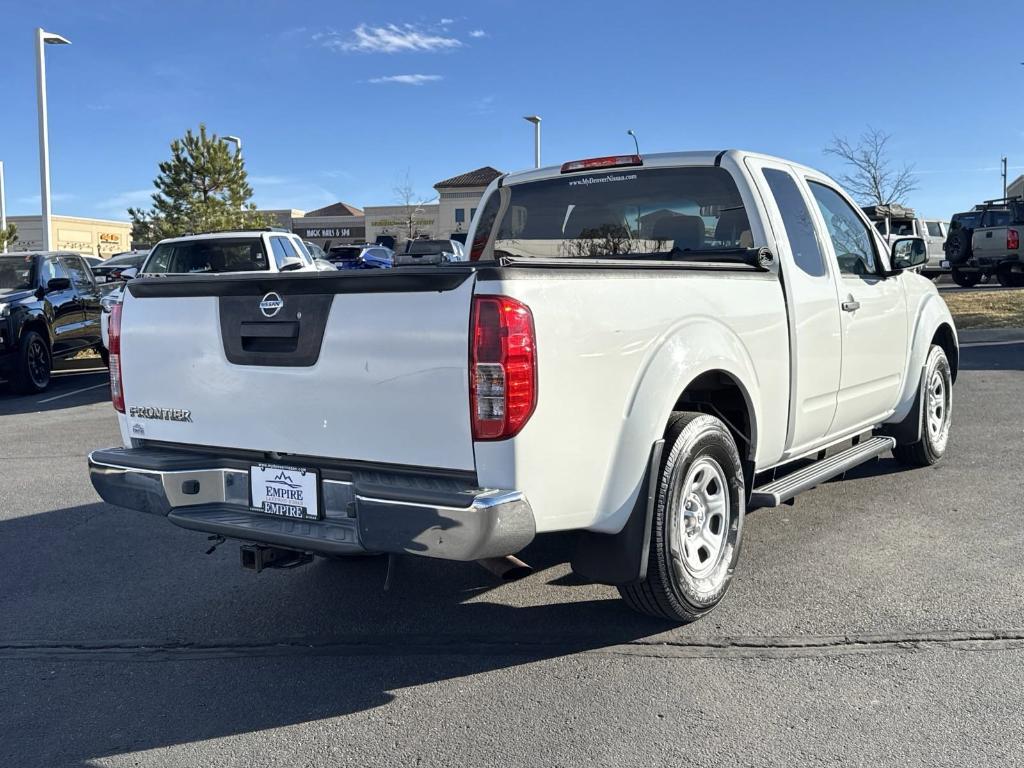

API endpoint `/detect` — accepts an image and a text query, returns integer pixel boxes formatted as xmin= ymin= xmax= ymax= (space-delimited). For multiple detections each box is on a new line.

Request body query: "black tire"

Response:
xmin=11 ymin=330 xmax=52 ymax=394
xmin=619 ymin=412 xmax=745 ymax=623
xmin=950 ymin=268 xmax=980 ymax=288
xmin=892 ymin=345 xmax=952 ymax=467
xmin=944 ymin=231 xmax=970 ymax=264
xmin=996 ymin=264 xmax=1024 ymax=287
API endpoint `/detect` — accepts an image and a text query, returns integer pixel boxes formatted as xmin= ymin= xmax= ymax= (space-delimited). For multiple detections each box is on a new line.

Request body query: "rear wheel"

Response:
xmin=11 ymin=330 xmax=51 ymax=394
xmin=950 ymin=268 xmax=980 ymax=288
xmin=996 ymin=264 xmax=1024 ymax=287
xmin=893 ymin=344 xmax=952 ymax=467
xmin=619 ymin=412 xmax=745 ymax=623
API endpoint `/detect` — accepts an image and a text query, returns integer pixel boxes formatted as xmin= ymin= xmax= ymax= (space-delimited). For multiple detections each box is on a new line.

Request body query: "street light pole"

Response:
xmin=524 ymin=116 xmax=541 ymax=168
xmin=222 ymin=135 xmax=242 ymax=159
xmin=35 ymin=28 xmax=71 ymax=252
xmin=0 ymin=161 xmax=7 ymax=254
xmin=627 ymin=129 xmax=640 ymax=156
xmin=1002 ymin=156 xmax=1008 ymax=198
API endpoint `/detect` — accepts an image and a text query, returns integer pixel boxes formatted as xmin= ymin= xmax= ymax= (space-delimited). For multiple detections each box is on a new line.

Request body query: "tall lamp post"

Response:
xmin=523 ymin=115 xmax=541 ymax=169
xmin=627 ymin=129 xmax=640 ymax=156
xmin=36 ymin=28 xmax=71 ymax=252
xmin=222 ymin=135 xmax=242 ymax=159
xmin=0 ymin=161 xmax=7 ymax=254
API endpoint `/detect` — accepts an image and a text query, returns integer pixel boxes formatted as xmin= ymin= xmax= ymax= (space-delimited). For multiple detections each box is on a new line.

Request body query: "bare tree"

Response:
xmin=824 ymin=127 xmax=918 ymax=206
xmin=393 ymin=169 xmax=433 ymax=242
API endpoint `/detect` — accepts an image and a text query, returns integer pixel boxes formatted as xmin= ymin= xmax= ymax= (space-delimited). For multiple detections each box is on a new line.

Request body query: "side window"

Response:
xmin=143 ymin=246 xmax=171 ymax=274
xmin=763 ymin=168 xmax=827 ymax=277
xmin=808 ymin=182 xmax=878 ymax=276
xmin=40 ymin=257 xmax=69 ymax=286
xmin=59 ymin=256 xmax=93 ymax=289
xmin=926 ymin=221 xmax=943 ymax=238
xmin=270 ymin=237 xmax=290 ymax=268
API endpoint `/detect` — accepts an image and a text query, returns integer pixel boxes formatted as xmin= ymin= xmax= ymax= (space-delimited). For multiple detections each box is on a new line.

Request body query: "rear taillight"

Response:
xmin=470 ymin=296 xmax=537 ymax=440
xmin=108 ymin=302 xmax=125 ymax=413
xmin=1009 ymin=229 xmax=1019 ymax=250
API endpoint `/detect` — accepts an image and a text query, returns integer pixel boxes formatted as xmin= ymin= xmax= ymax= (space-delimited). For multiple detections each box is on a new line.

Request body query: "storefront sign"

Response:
xmin=99 ymin=232 xmax=122 ymax=243
xmin=295 ymin=226 xmax=366 ymax=240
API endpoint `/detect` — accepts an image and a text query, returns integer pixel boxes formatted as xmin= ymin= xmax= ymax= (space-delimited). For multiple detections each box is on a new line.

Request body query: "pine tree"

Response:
xmin=129 ymin=124 xmax=270 ymax=242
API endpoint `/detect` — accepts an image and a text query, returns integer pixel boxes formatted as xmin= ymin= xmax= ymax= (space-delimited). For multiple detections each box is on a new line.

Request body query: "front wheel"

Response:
xmin=11 ymin=330 xmax=52 ymax=394
xmin=893 ymin=344 xmax=952 ymax=467
xmin=619 ymin=412 xmax=745 ymax=623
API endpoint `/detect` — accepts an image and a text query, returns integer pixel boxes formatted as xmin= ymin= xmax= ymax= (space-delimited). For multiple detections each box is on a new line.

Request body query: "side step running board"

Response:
xmin=749 ymin=436 xmax=896 ymax=509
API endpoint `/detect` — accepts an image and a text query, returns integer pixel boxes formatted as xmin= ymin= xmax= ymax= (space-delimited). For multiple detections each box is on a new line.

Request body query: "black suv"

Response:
xmin=0 ymin=252 xmax=104 ymax=393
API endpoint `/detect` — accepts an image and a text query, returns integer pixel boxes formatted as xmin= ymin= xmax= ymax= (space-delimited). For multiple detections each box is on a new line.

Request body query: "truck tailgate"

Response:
xmin=119 ymin=270 xmax=478 ymax=471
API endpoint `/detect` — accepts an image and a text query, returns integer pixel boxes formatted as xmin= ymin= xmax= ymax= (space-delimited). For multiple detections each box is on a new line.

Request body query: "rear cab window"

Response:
xmin=470 ymin=166 xmax=754 ymax=263
xmin=144 ymin=238 xmax=270 ymax=274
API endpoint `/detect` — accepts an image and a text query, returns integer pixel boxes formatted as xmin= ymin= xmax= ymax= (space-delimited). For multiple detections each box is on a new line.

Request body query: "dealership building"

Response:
xmin=5 ymin=214 xmax=133 ymax=256
xmin=265 ymin=166 xmax=502 ymax=251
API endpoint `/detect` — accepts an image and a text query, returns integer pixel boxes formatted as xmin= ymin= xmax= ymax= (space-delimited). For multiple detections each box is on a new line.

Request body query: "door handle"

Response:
xmin=986 ymin=232 xmax=993 ymax=238
xmin=841 ymin=298 xmax=860 ymax=312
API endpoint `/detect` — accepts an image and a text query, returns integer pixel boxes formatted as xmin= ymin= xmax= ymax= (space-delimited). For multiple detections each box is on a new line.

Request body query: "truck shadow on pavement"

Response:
xmin=0 ymin=503 xmax=674 ymax=767
xmin=957 ymin=338 xmax=1024 ymax=372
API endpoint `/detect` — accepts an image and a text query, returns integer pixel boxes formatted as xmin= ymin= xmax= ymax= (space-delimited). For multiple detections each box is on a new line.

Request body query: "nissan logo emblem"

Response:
xmin=259 ymin=292 xmax=284 ymax=318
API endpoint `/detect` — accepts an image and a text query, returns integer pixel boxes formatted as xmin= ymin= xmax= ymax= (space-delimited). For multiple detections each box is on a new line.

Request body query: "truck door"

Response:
xmin=37 ymin=256 xmax=80 ymax=354
xmin=805 ymin=180 xmax=908 ymax=434
xmin=745 ymin=158 xmax=842 ymax=455
xmin=59 ymin=254 xmax=102 ymax=347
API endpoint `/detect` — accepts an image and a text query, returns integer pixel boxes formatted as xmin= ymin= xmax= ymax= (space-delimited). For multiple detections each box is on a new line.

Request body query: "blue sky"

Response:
xmin=0 ymin=0 xmax=1022 ymax=221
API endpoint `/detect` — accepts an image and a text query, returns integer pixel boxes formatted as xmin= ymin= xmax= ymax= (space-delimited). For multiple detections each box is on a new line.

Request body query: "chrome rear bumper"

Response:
xmin=88 ymin=447 xmax=535 ymax=561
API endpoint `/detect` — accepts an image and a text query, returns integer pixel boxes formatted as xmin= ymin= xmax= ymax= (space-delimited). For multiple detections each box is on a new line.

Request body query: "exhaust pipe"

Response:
xmin=477 ymin=555 xmax=532 ymax=581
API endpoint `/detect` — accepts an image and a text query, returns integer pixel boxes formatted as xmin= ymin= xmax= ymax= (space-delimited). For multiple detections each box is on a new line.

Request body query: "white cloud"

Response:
xmin=469 ymin=29 xmax=486 ymax=38
xmin=91 ymin=189 xmax=153 ymax=217
xmin=472 ymin=95 xmax=496 ymax=115
xmin=249 ymin=175 xmax=291 ymax=185
xmin=368 ymin=74 xmax=443 ymax=86
xmin=439 ymin=18 xmax=454 ymax=25
xmin=17 ymin=192 xmax=76 ymax=206
xmin=316 ymin=23 xmax=462 ymax=54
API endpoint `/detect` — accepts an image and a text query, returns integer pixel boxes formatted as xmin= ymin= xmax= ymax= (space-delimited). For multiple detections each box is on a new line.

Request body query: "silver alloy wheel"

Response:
xmin=926 ymin=363 xmax=951 ymax=452
xmin=678 ymin=456 xmax=729 ymax=579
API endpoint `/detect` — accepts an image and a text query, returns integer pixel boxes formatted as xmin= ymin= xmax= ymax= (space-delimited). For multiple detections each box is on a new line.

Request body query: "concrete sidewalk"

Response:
xmin=958 ymin=326 xmax=1024 ymax=344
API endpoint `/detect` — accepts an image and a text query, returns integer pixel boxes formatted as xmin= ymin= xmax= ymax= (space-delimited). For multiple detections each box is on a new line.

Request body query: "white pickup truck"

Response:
xmin=88 ymin=150 xmax=958 ymax=623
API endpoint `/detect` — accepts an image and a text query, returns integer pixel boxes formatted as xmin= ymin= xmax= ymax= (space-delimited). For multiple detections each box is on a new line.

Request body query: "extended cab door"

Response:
xmin=745 ymin=158 xmax=842 ymax=454
xmin=805 ymin=180 xmax=908 ymax=434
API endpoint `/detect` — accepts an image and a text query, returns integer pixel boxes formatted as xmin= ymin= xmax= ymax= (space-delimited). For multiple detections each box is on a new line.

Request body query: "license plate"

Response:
xmin=250 ymin=464 xmax=321 ymax=520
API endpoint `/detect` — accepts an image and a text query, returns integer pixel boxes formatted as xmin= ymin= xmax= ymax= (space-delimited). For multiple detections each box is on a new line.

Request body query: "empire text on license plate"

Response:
xmin=250 ymin=464 xmax=321 ymax=520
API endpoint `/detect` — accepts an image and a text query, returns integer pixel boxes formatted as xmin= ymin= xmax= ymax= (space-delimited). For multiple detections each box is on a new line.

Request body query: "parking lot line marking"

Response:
xmin=37 ymin=382 xmax=109 ymax=404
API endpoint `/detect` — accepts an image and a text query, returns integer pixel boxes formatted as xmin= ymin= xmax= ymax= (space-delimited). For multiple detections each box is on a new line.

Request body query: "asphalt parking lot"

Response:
xmin=2 ymin=333 xmax=1023 ymax=767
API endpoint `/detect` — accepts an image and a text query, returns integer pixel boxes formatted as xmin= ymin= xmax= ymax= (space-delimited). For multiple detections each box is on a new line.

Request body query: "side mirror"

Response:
xmin=278 ymin=256 xmax=304 ymax=272
xmin=46 ymin=277 xmax=71 ymax=292
xmin=890 ymin=237 xmax=927 ymax=271
xmin=118 ymin=267 xmax=139 ymax=281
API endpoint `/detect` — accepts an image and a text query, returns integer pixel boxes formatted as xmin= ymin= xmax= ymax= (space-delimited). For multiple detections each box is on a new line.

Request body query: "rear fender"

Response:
xmin=590 ymin=316 xmax=761 ymax=535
